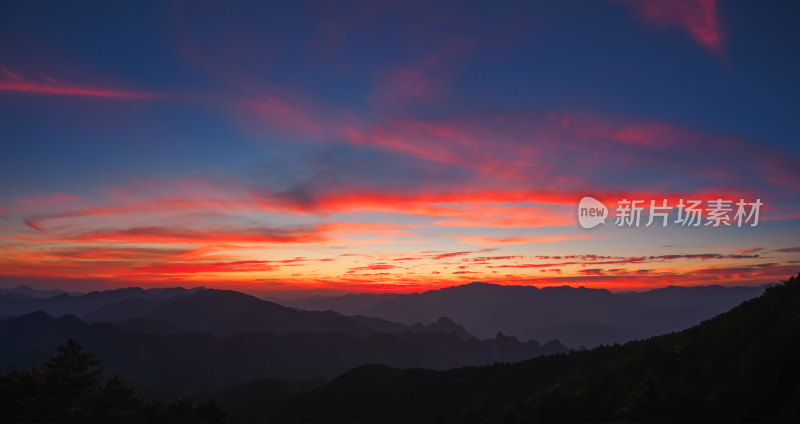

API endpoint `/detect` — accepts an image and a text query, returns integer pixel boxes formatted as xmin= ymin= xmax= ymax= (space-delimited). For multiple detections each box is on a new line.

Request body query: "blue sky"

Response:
xmin=0 ymin=0 xmax=798 ymax=294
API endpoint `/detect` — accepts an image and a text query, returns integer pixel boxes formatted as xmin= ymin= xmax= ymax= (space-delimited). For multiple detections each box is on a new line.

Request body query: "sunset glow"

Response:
xmin=1 ymin=0 xmax=798 ymax=296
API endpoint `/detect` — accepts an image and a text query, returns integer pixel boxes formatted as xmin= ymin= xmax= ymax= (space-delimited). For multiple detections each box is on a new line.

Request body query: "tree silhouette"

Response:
xmin=0 ymin=339 xmax=226 ymax=423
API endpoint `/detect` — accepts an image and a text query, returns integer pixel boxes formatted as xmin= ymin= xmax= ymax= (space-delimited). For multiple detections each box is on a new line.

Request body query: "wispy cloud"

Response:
xmin=0 ymin=67 xmax=161 ymax=99
xmin=622 ymin=0 xmax=724 ymax=55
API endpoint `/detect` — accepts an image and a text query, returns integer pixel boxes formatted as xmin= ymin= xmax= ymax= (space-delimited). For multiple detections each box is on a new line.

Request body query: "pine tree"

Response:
xmin=0 ymin=339 xmax=227 ymax=423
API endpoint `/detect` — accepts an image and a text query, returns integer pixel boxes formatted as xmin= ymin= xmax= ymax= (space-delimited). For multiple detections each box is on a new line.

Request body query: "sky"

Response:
xmin=0 ymin=0 xmax=799 ymax=296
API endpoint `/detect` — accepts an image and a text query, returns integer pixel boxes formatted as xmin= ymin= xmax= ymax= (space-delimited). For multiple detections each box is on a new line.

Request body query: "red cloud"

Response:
xmin=0 ymin=68 xmax=160 ymax=100
xmin=433 ymin=204 xmax=574 ymax=228
xmin=259 ymin=186 xmax=764 ymax=218
xmin=485 ymin=253 xmax=763 ymax=270
xmin=622 ymin=0 xmax=724 ymax=54
xmin=466 ymin=256 xmax=524 ymax=262
xmin=373 ymin=39 xmax=474 ymax=108
xmin=346 ymin=263 xmax=399 ymax=273
xmin=457 ymin=234 xmax=593 ymax=246
xmin=24 ymin=246 xmax=190 ymax=262
xmin=0 ymin=81 xmax=157 ymax=99
xmin=133 ymin=260 xmax=278 ymax=275
xmin=16 ymin=225 xmax=328 ymax=245
xmin=183 ymin=69 xmax=799 ymax=211
xmin=339 ymin=111 xmax=796 ymax=201
xmin=428 ymin=251 xmax=477 ymax=260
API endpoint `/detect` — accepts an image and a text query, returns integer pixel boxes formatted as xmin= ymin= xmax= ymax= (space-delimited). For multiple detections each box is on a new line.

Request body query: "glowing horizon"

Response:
xmin=1 ymin=0 xmax=798 ymax=296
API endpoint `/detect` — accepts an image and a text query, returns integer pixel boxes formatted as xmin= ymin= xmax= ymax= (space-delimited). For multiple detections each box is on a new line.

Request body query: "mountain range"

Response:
xmin=0 ymin=280 xmax=772 ymax=415
xmin=271 ymin=274 xmax=800 ymax=422
xmin=279 ymin=282 xmax=766 ymax=347
xmin=0 ymin=287 xmax=564 ymax=399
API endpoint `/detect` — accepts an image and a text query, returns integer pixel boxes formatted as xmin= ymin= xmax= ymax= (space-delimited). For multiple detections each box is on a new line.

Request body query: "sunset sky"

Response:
xmin=1 ymin=0 xmax=798 ymax=296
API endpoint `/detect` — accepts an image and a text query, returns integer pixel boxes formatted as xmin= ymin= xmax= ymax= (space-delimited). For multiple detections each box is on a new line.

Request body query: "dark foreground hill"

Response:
xmin=270 ymin=273 xmax=800 ymax=423
xmin=0 ymin=311 xmax=565 ymax=400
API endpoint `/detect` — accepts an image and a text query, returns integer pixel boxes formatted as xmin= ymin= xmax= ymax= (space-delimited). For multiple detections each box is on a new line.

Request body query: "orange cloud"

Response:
xmin=456 ymin=234 xmax=593 ymax=246
xmin=132 ymin=260 xmax=278 ymax=275
xmin=15 ymin=225 xmax=328 ymax=245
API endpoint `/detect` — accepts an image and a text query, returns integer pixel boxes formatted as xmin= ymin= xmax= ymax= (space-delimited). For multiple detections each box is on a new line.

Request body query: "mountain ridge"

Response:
xmin=279 ymin=282 xmax=766 ymax=347
xmin=0 ymin=310 xmax=566 ymax=399
xmin=269 ymin=274 xmax=800 ymax=423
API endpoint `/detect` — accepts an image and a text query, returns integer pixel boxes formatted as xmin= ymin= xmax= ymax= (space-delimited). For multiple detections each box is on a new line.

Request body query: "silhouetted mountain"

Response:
xmin=0 ymin=287 xmax=205 ymax=317
xmin=0 ymin=285 xmax=79 ymax=299
xmin=82 ymin=297 xmax=175 ymax=324
xmin=621 ymin=284 xmax=763 ymax=309
xmin=0 ymin=311 xmax=565 ymax=400
xmin=114 ymin=289 xmax=369 ymax=337
xmin=343 ymin=315 xmax=475 ymax=339
xmin=281 ymin=292 xmax=398 ymax=315
xmin=1 ymin=283 xmax=763 ymax=348
xmin=281 ymin=282 xmax=765 ymax=347
xmin=79 ymin=289 xmax=475 ymax=339
xmin=270 ymin=273 xmax=800 ymax=423
xmin=0 ymin=287 xmax=468 ymax=339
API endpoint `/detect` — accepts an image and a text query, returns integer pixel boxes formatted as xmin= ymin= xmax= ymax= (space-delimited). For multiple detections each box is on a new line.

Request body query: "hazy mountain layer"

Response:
xmin=281 ymin=282 xmax=765 ymax=347
xmin=270 ymin=274 xmax=800 ymax=422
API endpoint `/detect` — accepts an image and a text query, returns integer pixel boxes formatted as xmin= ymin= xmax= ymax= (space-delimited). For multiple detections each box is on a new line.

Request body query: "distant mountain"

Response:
xmin=280 ymin=292 xmax=399 ymax=315
xmin=1 ymin=283 xmax=765 ymax=348
xmin=0 ymin=286 xmax=205 ymax=317
xmin=280 ymin=282 xmax=766 ymax=347
xmin=0 ymin=312 xmax=565 ymax=400
xmin=620 ymin=284 xmax=764 ymax=310
xmin=0 ymin=287 xmax=474 ymax=340
xmin=270 ymin=274 xmax=800 ymax=423
xmin=0 ymin=285 xmax=80 ymax=299
xmin=80 ymin=289 xmax=476 ymax=339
